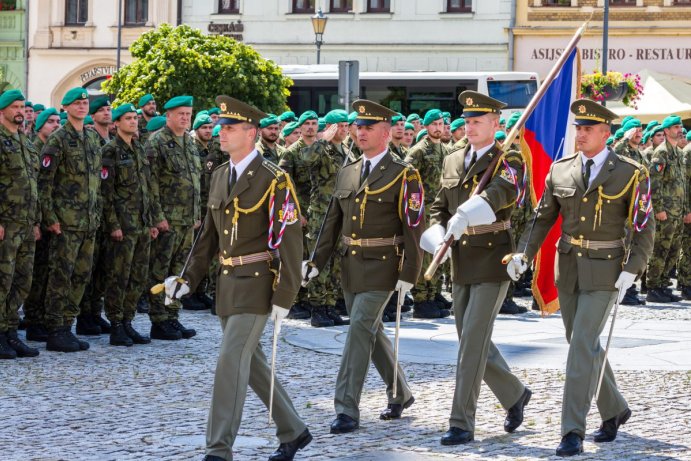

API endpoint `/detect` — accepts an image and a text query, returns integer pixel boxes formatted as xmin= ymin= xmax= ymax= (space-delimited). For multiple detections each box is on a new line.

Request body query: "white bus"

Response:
xmin=281 ymin=65 xmax=540 ymax=119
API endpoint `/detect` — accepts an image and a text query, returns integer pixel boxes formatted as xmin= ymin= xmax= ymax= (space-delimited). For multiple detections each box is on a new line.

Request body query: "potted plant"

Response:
xmin=580 ymin=71 xmax=644 ymax=109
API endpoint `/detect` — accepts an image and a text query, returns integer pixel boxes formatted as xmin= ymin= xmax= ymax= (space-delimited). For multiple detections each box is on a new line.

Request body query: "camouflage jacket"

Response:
xmin=101 ymin=134 xmax=155 ymax=233
xmin=256 ymin=138 xmax=285 ymax=164
xmin=146 ymin=126 xmax=201 ymax=227
xmin=389 ymin=141 xmax=407 ymax=160
xmin=683 ymin=143 xmax=691 ymax=215
xmin=38 ymin=120 xmax=102 ymax=232
xmin=138 ymin=116 xmax=151 ymax=145
xmin=195 ymin=136 xmax=225 ymax=209
xmin=278 ymin=138 xmax=314 ymax=214
xmin=649 ymin=140 xmax=686 ymax=217
xmin=614 ymin=140 xmax=646 ymax=166
xmin=404 ymin=137 xmax=448 ymax=208
xmin=0 ymin=125 xmax=40 ymax=226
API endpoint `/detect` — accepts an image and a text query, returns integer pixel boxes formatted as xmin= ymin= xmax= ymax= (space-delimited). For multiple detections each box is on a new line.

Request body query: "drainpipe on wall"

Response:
xmin=24 ymin=0 xmax=29 ymax=92
xmin=508 ymin=0 xmax=517 ymax=71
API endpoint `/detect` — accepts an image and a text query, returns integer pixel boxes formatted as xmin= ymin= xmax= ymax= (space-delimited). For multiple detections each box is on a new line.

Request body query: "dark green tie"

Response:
xmin=360 ymin=160 xmax=371 ymax=187
xmin=468 ymin=151 xmax=477 ymax=170
xmin=228 ymin=166 xmax=237 ymax=195
xmin=583 ymin=159 xmax=594 ymax=188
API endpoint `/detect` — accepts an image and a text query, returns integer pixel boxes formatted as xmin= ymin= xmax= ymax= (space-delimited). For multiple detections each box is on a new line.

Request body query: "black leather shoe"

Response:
xmin=440 ymin=427 xmax=473 ymax=445
xmin=0 ymin=332 xmax=17 ymax=359
xmin=7 ymin=330 xmax=40 ymax=357
xmin=556 ymin=432 xmax=583 ymax=457
xmin=109 ymin=322 xmax=134 ymax=347
xmin=380 ymin=396 xmax=415 ymax=420
xmin=504 ymin=388 xmax=532 ymax=432
xmin=123 ymin=321 xmax=151 ymax=344
xmin=76 ymin=315 xmax=101 ymax=335
xmin=330 ymin=414 xmax=359 ymax=434
xmin=169 ymin=319 xmax=196 ymax=338
xmin=592 ymin=408 xmax=631 ymax=442
xmin=92 ymin=315 xmax=111 ymax=334
xmin=46 ymin=327 xmax=80 ymax=353
xmin=268 ymin=428 xmax=313 ymax=461
xmin=26 ymin=324 xmax=49 ymax=342
xmin=150 ymin=321 xmax=183 ymax=340
xmin=310 ymin=306 xmax=334 ymax=328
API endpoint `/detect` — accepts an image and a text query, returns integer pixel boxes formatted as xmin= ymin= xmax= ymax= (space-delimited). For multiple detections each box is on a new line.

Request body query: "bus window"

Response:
xmin=360 ymin=86 xmax=406 ymax=113
xmin=487 ymin=80 xmax=538 ymax=110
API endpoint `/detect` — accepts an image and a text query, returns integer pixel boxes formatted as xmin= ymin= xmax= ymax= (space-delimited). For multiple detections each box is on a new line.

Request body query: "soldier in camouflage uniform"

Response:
xmin=22 ymin=108 xmax=60 ymax=342
xmin=278 ymin=110 xmax=297 ymax=133
xmin=678 ymin=131 xmax=691 ymax=300
xmin=347 ymin=111 xmax=363 ymax=159
xmin=645 ymin=116 xmax=687 ymax=303
xmin=302 ymin=110 xmax=352 ymax=327
xmin=404 ymin=109 xmax=451 ymax=319
xmin=407 ymin=113 xmax=422 ymax=135
xmin=137 ymin=94 xmax=157 ymax=145
xmin=280 ymin=121 xmax=301 ymax=149
xmin=642 ymin=126 xmax=665 ymax=162
xmin=389 ymin=113 xmax=407 ymax=159
xmin=39 ymin=87 xmax=103 ymax=353
xmin=146 ymin=95 xmax=201 ymax=340
xmin=256 ymin=114 xmax=285 ymax=163
xmin=0 ymin=90 xmax=40 ymax=359
xmin=403 ymin=122 xmax=415 ymax=148
xmin=450 ymin=118 xmax=466 ymax=144
xmin=101 ymin=104 xmax=158 ymax=346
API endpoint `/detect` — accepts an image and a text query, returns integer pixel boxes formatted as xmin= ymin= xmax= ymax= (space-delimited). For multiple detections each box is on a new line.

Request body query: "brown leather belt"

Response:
xmin=562 ymin=234 xmax=624 ymax=250
xmin=219 ymin=249 xmax=279 ymax=267
xmin=341 ymin=235 xmax=405 ymax=247
xmin=465 ymin=220 xmax=511 ymax=235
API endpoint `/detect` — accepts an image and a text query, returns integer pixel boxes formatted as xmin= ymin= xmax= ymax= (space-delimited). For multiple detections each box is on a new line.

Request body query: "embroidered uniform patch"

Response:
xmin=41 ymin=155 xmax=52 ymax=168
xmin=408 ymin=193 xmax=421 ymax=212
xmin=279 ymin=202 xmax=298 ymax=225
xmin=499 ymin=165 xmax=517 ymax=184
xmin=100 ymin=167 xmax=109 ymax=179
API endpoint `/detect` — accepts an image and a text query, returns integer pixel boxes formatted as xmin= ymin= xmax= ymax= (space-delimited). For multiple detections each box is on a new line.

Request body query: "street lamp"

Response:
xmin=311 ymin=8 xmax=328 ymax=65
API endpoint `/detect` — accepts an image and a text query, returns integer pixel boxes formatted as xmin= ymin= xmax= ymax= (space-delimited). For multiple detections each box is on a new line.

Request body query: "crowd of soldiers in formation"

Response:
xmin=0 ymin=87 xmax=689 ymax=361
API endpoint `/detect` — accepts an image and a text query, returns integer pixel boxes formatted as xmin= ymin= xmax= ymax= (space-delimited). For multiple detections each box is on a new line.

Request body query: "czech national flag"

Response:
xmin=520 ymin=48 xmax=580 ymax=315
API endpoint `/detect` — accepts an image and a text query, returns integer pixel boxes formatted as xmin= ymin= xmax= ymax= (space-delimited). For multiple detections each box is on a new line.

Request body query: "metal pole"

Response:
xmin=602 ymin=1 xmax=609 ymax=106
xmin=316 ymin=38 xmax=321 ymax=65
xmin=116 ymin=0 xmax=123 ymax=70
xmin=344 ymin=61 xmax=350 ymax=111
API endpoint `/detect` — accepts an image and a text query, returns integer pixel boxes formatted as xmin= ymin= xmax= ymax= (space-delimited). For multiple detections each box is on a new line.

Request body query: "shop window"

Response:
xmin=609 ymin=0 xmax=636 ymax=5
xmin=219 ymin=0 xmax=239 ymax=14
xmin=447 ymin=0 xmax=472 ymax=12
xmin=125 ymin=0 xmax=148 ymax=25
xmin=367 ymin=0 xmax=390 ymax=13
xmin=330 ymin=0 xmax=352 ymax=12
xmin=293 ymin=0 xmax=315 ymax=13
xmin=65 ymin=0 xmax=88 ymax=25
xmin=0 ymin=0 xmax=16 ymax=11
xmin=541 ymin=0 xmax=573 ymax=5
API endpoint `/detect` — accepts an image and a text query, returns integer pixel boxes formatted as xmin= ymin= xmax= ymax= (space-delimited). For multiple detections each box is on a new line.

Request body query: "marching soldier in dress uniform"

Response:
xmin=164 ymin=96 xmax=311 ymax=461
xmin=507 ymin=99 xmax=654 ymax=457
xmin=137 ymin=94 xmax=157 ymax=145
xmin=421 ymin=91 xmax=531 ymax=446
xmin=303 ymin=99 xmax=425 ymax=434
xmin=256 ymin=114 xmax=285 ymax=164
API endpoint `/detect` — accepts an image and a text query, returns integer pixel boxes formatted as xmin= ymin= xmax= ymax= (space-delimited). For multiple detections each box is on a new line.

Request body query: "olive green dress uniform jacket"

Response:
xmin=183 ymin=155 xmax=303 ymax=316
xmin=313 ymin=151 xmax=425 ymax=291
xmin=520 ymin=149 xmax=655 ymax=293
xmin=430 ymin=142 xmax=524 ymax=284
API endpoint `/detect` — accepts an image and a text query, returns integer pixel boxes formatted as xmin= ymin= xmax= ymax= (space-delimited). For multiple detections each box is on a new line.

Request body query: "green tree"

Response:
xmin=102 ymin=24 xmax=292 ymax=113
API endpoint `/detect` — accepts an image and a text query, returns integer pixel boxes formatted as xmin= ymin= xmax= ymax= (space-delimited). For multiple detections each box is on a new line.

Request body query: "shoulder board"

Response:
xmin=616 ymin=154 xmax=642 ymax=169
xmin=554 ymin=152 xmax=579 ymax=164
xmin=391 ymin=156 xmax=412 ymax=169
xmin=261 ymin=159 xmax=287 ymax=179
xmin=214 ymin=160 xmax=230 ymax=172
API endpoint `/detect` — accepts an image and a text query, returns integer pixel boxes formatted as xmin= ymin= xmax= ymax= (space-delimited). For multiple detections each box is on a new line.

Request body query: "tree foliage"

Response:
xmin=102 ymin=24 xmax=292 ymax=113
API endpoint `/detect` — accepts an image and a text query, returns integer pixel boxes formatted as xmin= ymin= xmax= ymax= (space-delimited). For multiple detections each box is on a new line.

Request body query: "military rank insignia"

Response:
xmin=167 ymin=141 xmax=176 ymax=148
xmin=41 ymin=155 xmax=52 ymax=168
xmin=206 ymin=160 xmax=214 ymax=171
xmin=279 ymin=202 xmax=298 ymax=225
xmin=408 ymin=193 xmax=421 ymax=212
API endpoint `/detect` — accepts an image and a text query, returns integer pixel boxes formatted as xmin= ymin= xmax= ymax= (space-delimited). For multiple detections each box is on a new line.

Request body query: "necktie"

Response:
xmin=360 ymin=160 xmax=371 ymax=187
xmin=228 ymin=166 xmax=237 ymax=195
xmin=467 ymin=151 xmax=477 ymax=170
xmin=583 ymin=159 xmax=594 ymax=188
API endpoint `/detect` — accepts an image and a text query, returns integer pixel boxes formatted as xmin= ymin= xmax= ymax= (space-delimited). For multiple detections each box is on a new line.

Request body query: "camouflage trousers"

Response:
xmin=23 ymin=230 xmax=50 ymax=328
xmin=104 ymin=229 xmax=151 ymax=323
xmin=294 ymin=226 xmax=310 ymax=306
xmin=147 ymin=224 xmax=193 ymax=323
xmin=306 ymin=238 xmax=342 ymax=307
xmin=411 ymin=251 xmax=441 ymax=302
xmin=79 ymin=229 xmax=107 ymax=317
xmin=646 ymin=217 xmax=683 ymax=289
xmin=677 ymin=223 xmax=691 ymax=286
xmin=0 ymin=223 xmax=35 ymax=332
xmin=44 ymin=229 xmax=97 ymax=329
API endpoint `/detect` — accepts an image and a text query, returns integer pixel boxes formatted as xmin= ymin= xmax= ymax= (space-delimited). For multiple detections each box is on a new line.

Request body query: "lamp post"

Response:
xmin=311 ymin=8 xmax=328 ymax=65
xmin=601 ymin=0 xmax=609 ymax=106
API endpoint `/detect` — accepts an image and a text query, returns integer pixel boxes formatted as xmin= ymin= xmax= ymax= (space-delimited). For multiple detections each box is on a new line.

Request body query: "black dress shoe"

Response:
xmin=556 ymin=432 xmax=583 ymax=457
xmin=440 ymin=427 xmax=473 ymax=445
xmin=268 ymin=428 xmax=312 ymax=461
xmin=330 ymin=414 xmax=359 ymax=434
xmin=380 ymin=396 xmax=415 ymax=420
xmin=504 ymin=388 xmax=532 ymax=433
xmin=592 ymin=407 xmax=631 ymax=442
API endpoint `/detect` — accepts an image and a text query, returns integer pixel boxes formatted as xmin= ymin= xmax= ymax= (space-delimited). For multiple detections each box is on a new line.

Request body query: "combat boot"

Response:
xmin=334 ymin=298 xmax=348 ymax=316
xmin=434 ymin=293 xmax=452 ymax=310
xmin=109 ymin=322 xmax=134 ymax=347
xmin=325 ymin=307 xmax=349 ymax=326
xmin=92 ymin=315 xmax=111 ymax=334
xmin=646 ymin=288 xmax=672 ymax=303
xmin=663 ymin=287 xmax=682 ymax=302
xmin=76 ymin=315 xmax=101 ymax=335
xmin=499 ymin=298 xmax=520 ymax=315
xmin=195 ymin=292 xmax=214 ymax=309
xmin=681 ymin=285 xmax=691 ymax=301
xmin=46 ymin=327 xmax=80 ymax=353
xmin=25 ymin=324 xmax=49 ymax=342
xmin=310 ymin=306 xmax=334 ymax=328
xmin=150 ymin=320 xmax=182 ymax=340
xmin=181 ymin=294 xmax=206 ymax=311
xmin=123 ymin=321 xmax=151 ymax=344
xmin=169 ymin=319 xmax=196 ymax=339
xmin=287 ymin=301 xmax=311 ymax=320
xmin=412 ymin=301 xmax=449 ymax=319
xmin=6 ymin=330 xmax=39 ymax=357
xmin=67 ymin=328 xmax=90 ymax=350
xmin=0 ymin=332 xmax=17 ymax=359
xmin=402 ymin=293 xmax=414 ymax=312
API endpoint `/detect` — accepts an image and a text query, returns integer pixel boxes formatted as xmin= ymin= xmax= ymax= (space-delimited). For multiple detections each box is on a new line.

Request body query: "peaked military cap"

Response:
xmin=450 ymin=118 xmax=466 ymax=131
xmin=89 ymin=96 xmax=111 ymax=115
xmin=138 ymin=94 xmax=154 ymax=107
xmin=112 ymin=103 xmax=137 ymax=122
xmin=0 ymin=89 xmax=25 ymax=109
xmin=352 ymin=99 xmax=397 ymax=126
xmin=215 ymin=95 xmax=265 ymax=126
xmin=661 ymin=115 xmax=682 ymax=129
xmin=324 ymin=109 xmax=349 ymax=124
xmin=146 ymin=115 xmax=167 ymax=132
xmin=259 ymin=114 xmax=280 ymax=129
xmin=35 ymin=107 xmax=59 ymax=131
xmin=164 ymin=95 xmax=193 ymax=110
xmin=61 ymin=87 xmax=89 ymax=106
xmin=570 ymin=98 xmax=617 ymax=126
xmin=459 ymin=90 xmax=506 ymax=118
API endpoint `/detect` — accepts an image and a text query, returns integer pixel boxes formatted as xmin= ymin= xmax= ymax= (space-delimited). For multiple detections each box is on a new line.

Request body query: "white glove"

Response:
xmin=164 ymin=276 xmax=189 ymax=306
xmin=301 ymin=260 xmax=319 ymax=287
xmin=444 ymin=212 xmax=469 ymax=241
xmin=270 ymin=305 xmax=289 ymax=323
xmin=395 ymin=279 xmax=414 ymax=294
xmin=506 ymin=253 xmax=528 ymax=281
xmin=614 ymin=271 xmax=637 ymax=303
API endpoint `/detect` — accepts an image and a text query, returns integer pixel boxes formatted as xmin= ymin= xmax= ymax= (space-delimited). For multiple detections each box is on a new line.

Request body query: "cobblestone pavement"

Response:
xmin=2 ymin=287 xmax=690 ymax=461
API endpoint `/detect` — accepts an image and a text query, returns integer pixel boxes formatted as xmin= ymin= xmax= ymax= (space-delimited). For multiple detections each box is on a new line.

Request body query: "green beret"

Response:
xmin=61 ymin=87 xmax=89 ymax=106
xmin=84 ymin=115 xmax=94 ymax=125
xmin=404 ymin=122 xmax=414 ymax=131
xmin=112 ymin=104 xmax=137 ymax=122
xmin=652 ymin=125 xmax=665 ymax=135
xmin=450 ymin=118 xmax=465 ymax=131
xmin=197 ymin=110 xmax=209 ymax=116
xmin=193 ymin=112 xmax=213 ymax=130
xmin=614 ymin=127 xmax=625 ymax=140
xmin=33 ymin=103 xmax=45 ymax=112
xmin=60 ymin=119 xmax=67 ymax=126
xmin=324 ymin=109 xmax=349 ymax=124
xmin=661 ymin=115 xmax=682 ymax=129
xmin=26 ymin=100 xmax=33 ymax=108
xmin=207 ymin=107 xmax=221 ymax=115
xmin=644 ymin=120 xmax=659 ymax=133
xmin=35 ymin=107 xmax=59 ymax=131
xmin=406 ymin=113 xmax=421 ymax=122
xmin=423 ymin=109 xmax=443 ymax=126
xmin=499 ymin=117 xmax=506 ymax=125
xmin=279 ymin=111 xmax=297 ymax=122
xmin=146 ymin=115 xmax=167 ymax=132
xmin=348 ymin=111 xmax=357 ymax=124
xmin=89 ymin=96 xmax=111 ymax=115
xmin=622 ymin=118 xmax=641 ymax=131
xmin=606 ymin=136 xmax=614 ymax=146
xmin=138 ymin=94 xmax=154 ymax=107
xmin=620 ymin=116 xmax=634 ymax=127
xmin=495 ymin=130 xmax=507 ymax=141
xmin=0 ymin=89 xmax=25 ymax=110
xmin=641 ymin=132 xmax=651 ymax=144
xmin=416 ymin=129 xmax=428 ymax=143
xmin=59 ymin=111 xmax=67 ymax=120
xmin=318 ymin=118 xmax=326 ymax=133
xmin=259 ymin=115 xmax=280 ymax=129
xmin=506 ymin=111 xmax=522 ymax=130
xmin=686 ymin=131 xmax=691 ymax=141
xmin=136 ymin=108 xmax=142 ymax=115
xmin=442 ymin=111 xmax=451 ymax=119
xmin=391 ymin=114 xmax=405 ymax=125
xmin=163 ymin=95 xmax=193 ymax=110
xmin=297 ymin=110 xmax=318 ymax=126
xmin=212 ymin=124 xmax=221 ymax=137
xmin=282 ymin=121 xmax=299 ymax=137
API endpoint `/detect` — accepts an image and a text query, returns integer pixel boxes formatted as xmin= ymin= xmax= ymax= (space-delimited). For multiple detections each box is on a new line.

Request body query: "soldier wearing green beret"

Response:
xmin=165 ymin=95 xmax=312 ymax=461
xmin=645 ymin=115 xmax=686 ymax=303
xmin=450 ymin=118 xmax=466 ymax=144
xmin=303 ymin=98 xmax=424 ymax=434
xmin=678 ymin=131 xmax=691 ymax=300
xmin=280 ymin=121 xmax=301 ymax=147
xmin=256 ymin=114 xmax=285 ymax=164
xmin=406 ymin=113 xmax=422 ymax=134
xmin=0 ymin=89 xmax=41 ymax=359
xmin=404 ymin=108 xmax=451 ymax=319
xmin=39 ymin=87 xmax=104 ymax=352
xmin=99 ymin=104 xmax=158 ymax=346
xmin=415 ymin=128 xmax=427 ymax=144
xmin=441 ymin=112 xmax=453 ymax=147
xmin=345 ymin=111 xmax=363 ymax=160
xmin=389 ymin=113 xmax=408 ymax=159
xmin=509 ymin=99 xmax=653 ymax=456
xmin=207 ymin=107 xmax=221 ymax=125
xmin=137 ymin=94 xmax=157 ymax=145
xmin=33 ymin=103 xmax=45 ymax=115
xmin=145 ymin=95 xmax=201 ymax=339
xmin=278 ymin=110 xmax=297 ymax=131
xmin=402 ymin=122 xmax=415 ymax=148
xmin=145 ymin=115 xmax=166 ymax=133
xmin=22 ymin=100 xmax=36 ymax=138
xmin=641 ymin=125 xmax=665 ymax=162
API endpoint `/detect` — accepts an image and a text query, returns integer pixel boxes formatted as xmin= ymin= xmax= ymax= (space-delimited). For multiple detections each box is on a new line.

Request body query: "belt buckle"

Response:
xmin=570 ymin=237 xmax=582 ymax=247
xmin=350 ymin=238 xmax=362 ymax=246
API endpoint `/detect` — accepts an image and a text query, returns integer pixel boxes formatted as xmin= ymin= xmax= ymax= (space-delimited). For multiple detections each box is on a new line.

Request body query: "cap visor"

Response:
xmin=216 ymin=118 xmax=245 ymax=126
xmin=573 ymin=119 xmax=604 ymax=126
xmin=355 ymin=119 xmax=383 ymax=126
